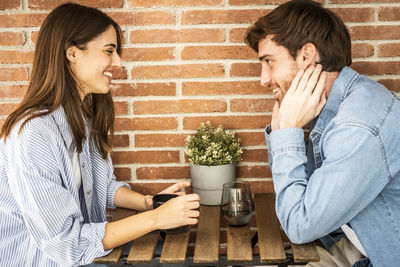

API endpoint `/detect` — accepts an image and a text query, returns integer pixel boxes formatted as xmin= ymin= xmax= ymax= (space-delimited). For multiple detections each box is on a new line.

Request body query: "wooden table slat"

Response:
xmin=160 ymin=226 xmax=191 ymax=263
xmin=93 ymin=209 xmax=137 ymax=264
xmin=291 ymin=242 xmax=320 ymax=263
xmin=227 ymin=225 xmax=253 ymax=262
xmin=254 ymin=193 xmax=286 ymax=263
xmin=126 ymin=231 xmax=159 ymax=263
xmin=193 ymin=206 xmax=220 ymax=263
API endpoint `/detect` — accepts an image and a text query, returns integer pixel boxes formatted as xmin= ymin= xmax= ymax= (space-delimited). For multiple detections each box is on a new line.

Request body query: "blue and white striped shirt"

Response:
xmin=0 ymin=107 xmax=129 ymax=266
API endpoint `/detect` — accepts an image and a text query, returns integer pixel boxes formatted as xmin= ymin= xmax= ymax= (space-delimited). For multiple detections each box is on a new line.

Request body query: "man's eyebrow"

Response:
xmin=258 ymin=54 xmax=271 ymax=61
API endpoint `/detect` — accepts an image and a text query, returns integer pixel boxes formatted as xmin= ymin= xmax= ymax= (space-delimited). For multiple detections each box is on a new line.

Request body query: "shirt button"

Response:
xmin=82 ymin=163 xmax=86 ymax=168
xmin=87 ymin=190 xmax=91 ymax=195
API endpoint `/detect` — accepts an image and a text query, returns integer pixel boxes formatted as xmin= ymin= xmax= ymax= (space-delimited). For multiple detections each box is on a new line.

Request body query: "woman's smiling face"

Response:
xmin=67 ymin=25 xmax=121 ymax=99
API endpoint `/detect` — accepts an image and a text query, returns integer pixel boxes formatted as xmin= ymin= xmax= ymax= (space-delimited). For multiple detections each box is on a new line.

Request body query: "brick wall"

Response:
xmin=1 ymin=0 xmax=399 ymax=194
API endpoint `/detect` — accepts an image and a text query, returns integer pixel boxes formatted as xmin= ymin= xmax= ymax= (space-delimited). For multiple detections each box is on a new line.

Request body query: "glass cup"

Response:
xmin=221 ymin=181 xmax=254 ymax=227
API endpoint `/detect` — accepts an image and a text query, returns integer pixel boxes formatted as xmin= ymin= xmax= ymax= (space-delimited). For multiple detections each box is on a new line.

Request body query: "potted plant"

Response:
xmin=185 ymin=121 xmax=243 ymax=205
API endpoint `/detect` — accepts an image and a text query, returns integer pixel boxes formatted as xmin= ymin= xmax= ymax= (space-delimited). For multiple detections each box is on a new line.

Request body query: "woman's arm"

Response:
xmin=102 ymin=193 xmax=199 ymax=250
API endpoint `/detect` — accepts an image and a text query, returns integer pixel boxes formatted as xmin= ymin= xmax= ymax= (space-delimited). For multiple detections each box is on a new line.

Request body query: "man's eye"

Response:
xmin=264 ymin=59 xmax=270 ymax=64
xmin=106 ymin=50 xmax=114 ymax=54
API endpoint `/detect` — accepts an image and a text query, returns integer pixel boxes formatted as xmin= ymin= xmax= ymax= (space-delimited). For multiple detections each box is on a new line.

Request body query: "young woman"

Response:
xmin=0 ymin=3 xmax=199 ymax=266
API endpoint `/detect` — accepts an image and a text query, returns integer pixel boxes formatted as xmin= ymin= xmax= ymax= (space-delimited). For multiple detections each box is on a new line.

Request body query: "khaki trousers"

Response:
xmin=306 ymin=237 xmax=364 ymax=267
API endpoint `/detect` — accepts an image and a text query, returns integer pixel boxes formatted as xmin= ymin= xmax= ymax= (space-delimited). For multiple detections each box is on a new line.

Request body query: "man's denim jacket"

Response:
xmin=266 ymin=67 xmax=400 ymax=266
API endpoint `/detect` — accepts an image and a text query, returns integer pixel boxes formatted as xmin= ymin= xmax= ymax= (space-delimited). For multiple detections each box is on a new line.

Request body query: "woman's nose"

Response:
xmin=112 ymin=53 xmax=122 ymax=68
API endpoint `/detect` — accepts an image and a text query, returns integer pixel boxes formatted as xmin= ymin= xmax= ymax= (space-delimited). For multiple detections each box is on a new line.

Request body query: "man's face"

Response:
xmin=258 ymin=35 xmax=300 ymax=104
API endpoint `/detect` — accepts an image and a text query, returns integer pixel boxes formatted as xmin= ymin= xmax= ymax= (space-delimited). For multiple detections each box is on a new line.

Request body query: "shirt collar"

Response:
xmin=312 ymin=66 xmax=359 ymax=135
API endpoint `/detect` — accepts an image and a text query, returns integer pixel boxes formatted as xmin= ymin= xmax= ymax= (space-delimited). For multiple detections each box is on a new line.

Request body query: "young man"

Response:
xmin=245 ymin=1 xmax=400 ymax=266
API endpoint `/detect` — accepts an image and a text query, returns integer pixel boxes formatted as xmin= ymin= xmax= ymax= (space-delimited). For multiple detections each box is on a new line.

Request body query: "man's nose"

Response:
xmin=260 ymin=65 xmax=271 ymax=87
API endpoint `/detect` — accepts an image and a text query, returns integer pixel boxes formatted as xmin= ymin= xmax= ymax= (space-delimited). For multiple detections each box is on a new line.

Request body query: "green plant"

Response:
xmin=184 ymin=121 xmax=243 ymax=166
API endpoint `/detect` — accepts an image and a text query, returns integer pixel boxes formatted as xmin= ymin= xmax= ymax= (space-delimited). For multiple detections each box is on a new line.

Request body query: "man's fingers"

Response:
xmin=305 ymin=64 xmax=322 ymax=95
xmin=287 ymin=68 xmax=304 ymax=95
xmin=297 ymin=65 xmax=316 ymax=93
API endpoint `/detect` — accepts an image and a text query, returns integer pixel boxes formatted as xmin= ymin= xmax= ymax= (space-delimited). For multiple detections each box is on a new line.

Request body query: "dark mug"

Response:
xmin=152 ymin=194 xmax=178 ymax=209
xmin=152 ymin=194 xmax=188 ymax=233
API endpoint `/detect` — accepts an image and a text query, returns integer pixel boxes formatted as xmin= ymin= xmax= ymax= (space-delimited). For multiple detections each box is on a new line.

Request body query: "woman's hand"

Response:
xmin=144 ymin=181 xmax=191 ymax=210
xmin=279 ymin=64 xmax=327 ymax=129
xmin=153 ymin=193 xmax=200 ymax=230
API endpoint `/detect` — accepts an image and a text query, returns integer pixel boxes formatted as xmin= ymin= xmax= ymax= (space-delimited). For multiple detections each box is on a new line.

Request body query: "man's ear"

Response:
xmin=297 ymin=42 xmax=320 ymax=70
xmin=66 ymin=46 xmax=78 ymax=63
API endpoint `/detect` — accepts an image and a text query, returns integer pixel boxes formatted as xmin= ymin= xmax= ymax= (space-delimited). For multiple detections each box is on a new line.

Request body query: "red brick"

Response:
xmin=0 ymin=103 xmax=18 ymax=116
xmin=247 ymin=181 xmax=274 ymax=193
xmin=230 ymin=98 xmax=275 ymax=112
xmin=229 ymin=0 xmax=324 ymax=4
xmin=122 ymin=47 xmax=175 ymax=61
xmin=331 ymin=0 xmax=399 ymax=3
xmin=379 ymin=7 xmax=400 ymax=21
xmin=128 ymin=0 xmax=222 ymax=7
xmin=182 ymin=9 xmax=269 ymax=25
xmin=231 ymin=63 xmax=261 ymax=77
xmin=110 ymin=83 xmax=176 ymax=97
xmin=230 ymin=28 xmax=248 ymax=43
xmin=183 ymin=115 xmax=270 ymax=130
xmin=0 ymin=50 xmax=34 ymax=64
xmin=379 ymin=43 xmax=400 ymax=57
xmin=114 ymin=167 xmax=131 ymax=181
xmin=351 ymin=61 xmax=400 ymax=75
xmin=237 ymin=165 xmax=271 ymax=178
xmin=112 ymin=134 xmax=130 ymax=148
xmin=29 ymin=0 xmax=123 ymax=9
xmin=108 ymin=11 xmax=174 ymax=26
xmin=113 ymin=67 xmax=128 ymax=80
xmin=242 ymin=149 xmax=268 ymax=162
xmin=115 ymin=117 xmax=178 ymax=131
xmin=181 ymin=46 xmax=257 ymax=60
xmin=236 ymin=132 xmax=266 ymax=146
xmin=111 ymin=150 xmax=180 ymax=164
xmin=0 ymin=0 xmax=21 ymax=9
xmin=352 ymin=43 xmax=374 ymax=58
xmin=378 ymin=79 xmax=400 ymax=92
xmin=130 ymin=29 xmax=225 ymax=43
xmin=132 ymin=64 xmax=225 ymax=79
xmin=0 ymin=32 xmax=24 ymax=46
xmin=0 ymin=84 xmax=27 ymax=98
xmin=135 ymin=134 xmax=186 ymax=147
xmin=133 ymin=99 xmax=227 ymax=114
xmin=349 ymin=26 xmax=400 ymax=40
xmin=0 ymin=13 xmax=47 ymax=27
xmin=114 ymin=101 xmax=129 ymax=115
xmin=182 ymin=81 xmax=269 ymax=95
xmin=136 ymin=166 xmax=190 ymax=180
xmin=330 ymin=8 xmax=374 ymax=23
xmin=31 ymin=31 xmax=39 ymax=45
xmin=0 ymin=68 xmax=29 ymax=81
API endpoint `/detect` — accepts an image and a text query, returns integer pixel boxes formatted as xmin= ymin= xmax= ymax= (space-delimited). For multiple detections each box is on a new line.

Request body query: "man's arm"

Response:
xmin=270 ymin=124 xmax=389 ymax=244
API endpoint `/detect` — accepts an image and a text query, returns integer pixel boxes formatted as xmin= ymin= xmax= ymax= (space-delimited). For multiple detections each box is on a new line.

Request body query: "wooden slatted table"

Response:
xmin=93 ymin=193 xmax=319 ymax=266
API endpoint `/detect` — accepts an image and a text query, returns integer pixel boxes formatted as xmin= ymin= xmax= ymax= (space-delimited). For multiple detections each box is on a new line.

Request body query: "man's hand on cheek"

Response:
xmin=278 ymin=64 xmax=327 ymax=129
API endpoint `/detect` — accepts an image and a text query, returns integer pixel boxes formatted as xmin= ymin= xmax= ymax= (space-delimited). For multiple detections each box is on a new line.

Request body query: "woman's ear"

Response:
xmin=66 ymin=46 xmax=77 ymax=63
xmin=297 ymin=43 xmax=320 ymax=70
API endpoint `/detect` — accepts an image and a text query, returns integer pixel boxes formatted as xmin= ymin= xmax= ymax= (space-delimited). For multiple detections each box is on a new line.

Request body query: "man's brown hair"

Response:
xmin=245 ymin=0 xmax=351 ymax=72
xmin=0 ymin=3 xmax=122 ymax=159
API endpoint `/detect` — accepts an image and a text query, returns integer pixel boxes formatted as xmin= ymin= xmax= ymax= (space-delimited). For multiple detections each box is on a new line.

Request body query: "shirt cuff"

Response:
xmin=269 ymin=128 xmax=305 ymax=156
xmin=107 ymin=180 xmax=131 ymax=209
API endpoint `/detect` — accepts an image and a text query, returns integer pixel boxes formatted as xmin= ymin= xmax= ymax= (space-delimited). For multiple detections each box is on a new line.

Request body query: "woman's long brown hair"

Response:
xmin=0 ymin=3 xmax=122 ymax=159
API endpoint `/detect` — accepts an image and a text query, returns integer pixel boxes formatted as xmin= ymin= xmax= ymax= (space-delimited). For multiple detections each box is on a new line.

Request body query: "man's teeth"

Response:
xmin=104 ymin=72 xmax=112 ymax=78
xmin=272 ymin=88 xmax=279 ymax=94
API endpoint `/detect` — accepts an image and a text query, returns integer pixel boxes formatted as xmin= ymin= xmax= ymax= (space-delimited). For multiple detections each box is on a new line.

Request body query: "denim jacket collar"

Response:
xmin=312 ymin=67 xmax=359 ymax=137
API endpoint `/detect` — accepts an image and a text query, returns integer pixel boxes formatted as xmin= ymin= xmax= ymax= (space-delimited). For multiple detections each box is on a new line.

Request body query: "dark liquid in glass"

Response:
xmin=221 ymin=201 xmax=252 ymax=226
